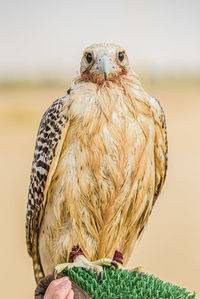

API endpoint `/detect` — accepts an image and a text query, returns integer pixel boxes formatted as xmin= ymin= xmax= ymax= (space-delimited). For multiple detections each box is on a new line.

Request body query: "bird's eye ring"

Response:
xmin=85 ymin=53 xmax=93 ymax=64
xmin=118 ymin=52 xmax=125 ymax=62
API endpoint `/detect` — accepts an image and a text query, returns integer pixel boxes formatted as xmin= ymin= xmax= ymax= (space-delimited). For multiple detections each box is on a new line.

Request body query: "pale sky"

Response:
xmin=0 ymin=0 xmax=200 ymax=79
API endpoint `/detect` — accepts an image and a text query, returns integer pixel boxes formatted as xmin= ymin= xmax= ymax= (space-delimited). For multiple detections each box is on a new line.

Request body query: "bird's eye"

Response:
xmin=86 ymin=53 xmax=93 ymax=64
xmin=118 ymin=52 xmax=125 ymax=62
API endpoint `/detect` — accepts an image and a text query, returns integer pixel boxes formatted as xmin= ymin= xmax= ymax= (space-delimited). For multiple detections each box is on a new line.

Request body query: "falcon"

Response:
xmin=26 ymin=43 xmax=167 ymax=283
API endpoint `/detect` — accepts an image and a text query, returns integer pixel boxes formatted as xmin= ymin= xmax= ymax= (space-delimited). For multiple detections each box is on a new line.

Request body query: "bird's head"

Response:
xmin=80 ymin=43 xmax=130 ymax=84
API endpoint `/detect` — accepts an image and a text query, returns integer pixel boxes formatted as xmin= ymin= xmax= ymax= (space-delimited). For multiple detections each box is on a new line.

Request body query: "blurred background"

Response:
xmin=0 ymin=0 xmax=200 ymax=298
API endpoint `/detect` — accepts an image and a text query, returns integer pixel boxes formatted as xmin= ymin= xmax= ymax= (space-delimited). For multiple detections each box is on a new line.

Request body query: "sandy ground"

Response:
xmin=0 ymin=79 xmax=200 ymax=298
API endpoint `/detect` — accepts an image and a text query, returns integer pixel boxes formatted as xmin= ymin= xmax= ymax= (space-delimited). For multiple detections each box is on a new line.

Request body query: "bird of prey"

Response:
xmin=26 ymin=43 xmax=167 ymax=283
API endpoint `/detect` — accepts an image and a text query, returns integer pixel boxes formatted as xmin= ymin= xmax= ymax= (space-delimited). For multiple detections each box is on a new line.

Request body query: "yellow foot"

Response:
xmin=128 ymin=266 xmax=144 ymax=276
xmin=54 ymin=255 xmax=118 ymax=279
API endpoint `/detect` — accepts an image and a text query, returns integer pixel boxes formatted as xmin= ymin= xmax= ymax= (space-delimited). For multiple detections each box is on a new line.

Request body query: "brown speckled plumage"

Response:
xmin=26 ymin=97 xmax=69 ymax=280
xmin=26 ymin=44 xmax=167 ymax=283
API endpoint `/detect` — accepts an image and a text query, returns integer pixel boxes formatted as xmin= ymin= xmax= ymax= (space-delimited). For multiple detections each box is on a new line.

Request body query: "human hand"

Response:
xmin=43 ymin=276 xmax=74 ymax=299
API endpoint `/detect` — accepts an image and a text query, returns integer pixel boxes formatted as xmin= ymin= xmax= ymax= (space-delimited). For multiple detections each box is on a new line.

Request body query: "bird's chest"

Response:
xmin=49 ymin=91 xmax=148 ymax=213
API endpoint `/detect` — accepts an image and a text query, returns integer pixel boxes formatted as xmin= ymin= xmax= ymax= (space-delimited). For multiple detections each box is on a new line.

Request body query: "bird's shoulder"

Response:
xmin=147 ymin=96 xmax=166 ymax=129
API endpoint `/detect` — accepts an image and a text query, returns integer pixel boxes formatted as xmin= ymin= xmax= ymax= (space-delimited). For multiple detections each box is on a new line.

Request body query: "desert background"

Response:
xmin=0 ymin=1 xmax=200 ymax=298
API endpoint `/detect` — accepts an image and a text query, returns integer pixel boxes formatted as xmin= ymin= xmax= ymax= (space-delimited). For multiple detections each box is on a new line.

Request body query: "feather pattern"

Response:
xmin=26 ymin=44 xmax=167 ymax=283
xmin=26 ymin=96 xmax=70 ymax=280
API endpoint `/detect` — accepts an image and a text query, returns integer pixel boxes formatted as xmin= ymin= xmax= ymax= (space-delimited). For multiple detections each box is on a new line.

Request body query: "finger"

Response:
xmin=44 ymin=276 xmax=70 ymax=297
xmin=52 ymin=276 xmax=70 ymax=287
xmin=66 ymin=289 xmax=74 ymax=299
xmin=54 ymin=280 xmax=72 ymax=297
xmin=44 ymin=279 xmax=72 ymax=299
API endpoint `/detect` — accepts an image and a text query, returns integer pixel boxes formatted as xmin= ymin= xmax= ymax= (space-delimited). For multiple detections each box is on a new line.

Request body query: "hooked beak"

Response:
xmin=97 ymin=55 xmax=114 ymax=80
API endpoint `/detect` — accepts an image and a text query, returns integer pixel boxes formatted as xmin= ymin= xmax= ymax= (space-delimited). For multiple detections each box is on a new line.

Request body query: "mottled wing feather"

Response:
xmin=26 ymin=96 xmax=69 ymax=256
xmin=136 ymin=96 xmax=167 ymax=242
xmin=152 ymin=97 xmax=168 ymax=204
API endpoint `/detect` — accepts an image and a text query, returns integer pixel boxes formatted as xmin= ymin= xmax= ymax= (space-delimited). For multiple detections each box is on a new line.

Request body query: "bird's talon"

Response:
xmin=111 ymin=261 xmax=119 ymax=269
xmin=128 ymin=266 xmax=144 ymax=274
xmin=99 ymin=271 xmax=103 ymax=279
xmin=53 ymin=268 xmax=58 ymax=280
